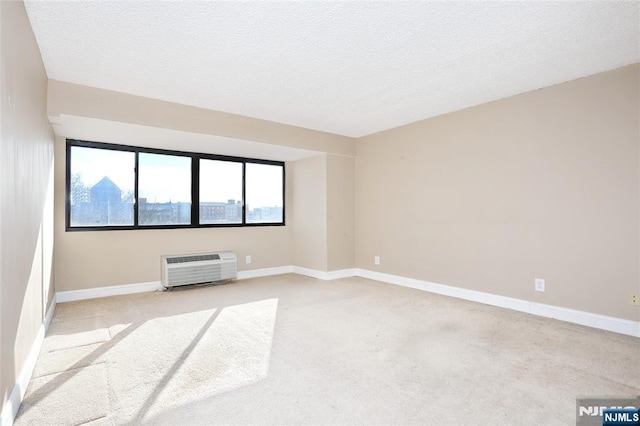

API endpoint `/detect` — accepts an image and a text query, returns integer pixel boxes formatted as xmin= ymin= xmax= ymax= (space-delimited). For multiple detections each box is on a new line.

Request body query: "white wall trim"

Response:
xmin=55 ymin=267 xmax=296 ymax=303
xmin=238 ymin=266 xmax=294 ymax=280
xmin=52 ymin=266 xmax=639 ymax=338
xmin=291 ymin=266 xmax=325 ymax=280
xmin=43 ymin=296 xmax=56 ymax=333
xmin=0 ymin=298 xmax=56 ymax=426
xmin=528 ymin=303 xmax=640 ymax=338
xmin=325 ymin=268 xmax=357 ymax=280
xmin=353 ymin=269 xmax=640 ymax=338
xmin=291 ymin=266 xmax=355 ymax=281
xmin=56 ymin=281 xmax=163 ymax=303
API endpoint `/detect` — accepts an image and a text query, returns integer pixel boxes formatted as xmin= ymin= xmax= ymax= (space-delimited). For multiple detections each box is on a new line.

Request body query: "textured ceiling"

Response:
xmin=25 ymin=1 xmax=640 ymax=138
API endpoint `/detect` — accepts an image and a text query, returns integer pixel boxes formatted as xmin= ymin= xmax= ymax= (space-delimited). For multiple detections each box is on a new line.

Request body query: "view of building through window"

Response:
xmin=69 ymin=146 xmax=135 ymax=227
xmin=68 ymin=142 xmax=284 ymax=229
xmin=199 ymin=159 xmax=243 ymax=224
xmin=138 ymin=152 xmax=191 ymax=226
xmin=246 ymin=162 xmax=284 ymax=223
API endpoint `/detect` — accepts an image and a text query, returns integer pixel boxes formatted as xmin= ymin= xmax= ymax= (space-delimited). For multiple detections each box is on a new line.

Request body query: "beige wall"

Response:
xmin=50 ymin=83 xmax=359 ymax=290
xmin=49 ymin=78 xmax=358 ymax=290
xmin=54 ymin=136 xmax=293 ymax=291
xmin=55 ymin=146 xmax=356 ymax=290
xmin=48 ymin=80 xmax=355 ymax=157
xmin=290 ymin=155 xmax=328 ymax=271
xmin=30 ymin=7 xmax=637 ymax=326
xmin=327 ymin=154 xmax=355 ymax=271
xmin=356 ymin=64 xmax=640 ymax=322
xmin=0 ymin=0 xmax=55 ymax=414
xmin=4 ymin=5 xmax=636 ymax=422
xmin=289 ymin=153 xmax=356 ymax=273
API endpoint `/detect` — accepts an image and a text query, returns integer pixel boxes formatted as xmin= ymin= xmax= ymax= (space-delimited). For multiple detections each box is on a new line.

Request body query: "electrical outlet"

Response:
xmin=245 ymin=255 xmax=252 ymax=264
xmin=535 ymin=278 xmax=545 ymax=292
xmin=631 ymin=293 xmax=640 ymax=306
xmin=374 ymin=256 xmax=380 ymax=265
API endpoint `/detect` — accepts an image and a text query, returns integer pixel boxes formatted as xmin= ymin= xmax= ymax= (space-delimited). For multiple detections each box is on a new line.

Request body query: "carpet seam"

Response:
xmin=31 ymin=361 xmax=108 ymax=380
xmin=52 ymin=314 xmax=107 ymax=325
xmin=74 ymin=414 xmax=108 ymax=426
xmin=46 ymin=339 xmax=109 ymax=354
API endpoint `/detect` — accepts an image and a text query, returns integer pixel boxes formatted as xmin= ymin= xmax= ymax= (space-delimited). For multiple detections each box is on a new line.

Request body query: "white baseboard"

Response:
xmin=528 ymin=303 xmax=639 ymax=338
xmin=291 ymin=266 xmax=326 ymax=280
xmin=43 ymin=297 xmax=55 ymax=333
xmin=326 ymin=268 xmax=357 ymax=280
xmin=238 ymin=266 xmax=293 ymax=280
xmin=292 ymin=266 xmax=355 ymax=280
xmin=55 ymin=266 xmax=297 ymax=303
xmin=354 ymin=269 xmax=640 ymax=338
xmin=56 ymin=281 xmax=163 ymax=303
xmin=0 ymin=298 xmax=56 ymax=426
xmin=52 ymin=266 xmax=639 ymax=338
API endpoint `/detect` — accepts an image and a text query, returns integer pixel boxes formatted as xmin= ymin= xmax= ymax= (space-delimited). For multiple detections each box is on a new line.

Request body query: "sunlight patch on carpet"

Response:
xmin=143 ymin=298 xmax=279 ymax=420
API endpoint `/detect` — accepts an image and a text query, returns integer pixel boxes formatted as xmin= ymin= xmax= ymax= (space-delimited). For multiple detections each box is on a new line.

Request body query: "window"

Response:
xmin=66 ymin=139 xmax=285 ymax=231
xmin=69 ymin=146 xmax=135 ymax=227
xmin=139 ymin=153 xmax=191 ymax=226
xmin=246 ymin=163 xmax=284 ymax=224
xmin=199 ymin=159 xmax=243 ymax=225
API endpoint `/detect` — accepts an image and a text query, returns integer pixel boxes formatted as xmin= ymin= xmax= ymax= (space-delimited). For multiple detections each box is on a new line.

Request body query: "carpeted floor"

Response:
xmin=14 ymin=274 xmax=640 ymax=425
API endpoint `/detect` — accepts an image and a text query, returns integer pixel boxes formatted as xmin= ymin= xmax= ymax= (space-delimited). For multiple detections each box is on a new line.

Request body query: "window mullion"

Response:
xmin=192 ymin=156 xmax=199 ymax=226
xmin=242 ymin=162 xmax=247 ymax=225
xmin=134 ymin=152 xmax=139 ymax=227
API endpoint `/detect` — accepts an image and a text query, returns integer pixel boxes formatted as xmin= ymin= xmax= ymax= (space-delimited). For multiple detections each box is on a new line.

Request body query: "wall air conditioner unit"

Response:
xmin=161 ymin=251 xmax=237 ymax=289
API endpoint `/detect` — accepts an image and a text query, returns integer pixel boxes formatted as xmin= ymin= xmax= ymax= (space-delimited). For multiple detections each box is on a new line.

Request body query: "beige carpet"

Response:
xmin=14 ymin=274 xmax=640 ymax=425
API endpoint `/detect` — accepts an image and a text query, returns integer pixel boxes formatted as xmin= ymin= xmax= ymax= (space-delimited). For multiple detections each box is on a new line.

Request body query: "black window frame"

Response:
xmin=65 ymin=139 xmax=286 ymax=232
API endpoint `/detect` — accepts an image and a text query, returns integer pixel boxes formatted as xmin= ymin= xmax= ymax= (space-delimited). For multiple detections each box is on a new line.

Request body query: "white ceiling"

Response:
xmin=25 ymin=1 xmax=640 ymax=138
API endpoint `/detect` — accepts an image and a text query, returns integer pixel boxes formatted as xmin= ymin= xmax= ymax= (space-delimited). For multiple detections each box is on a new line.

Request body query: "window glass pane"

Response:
xmin=246 ymin=163 xmax=283 ymax=223
xmin=70 ymin=146 xmax=135 ymax=226
xmin=199 ymin=159 xmax=243 ymax=224
xmin=138 ymin=153 xmax=191 ymax=226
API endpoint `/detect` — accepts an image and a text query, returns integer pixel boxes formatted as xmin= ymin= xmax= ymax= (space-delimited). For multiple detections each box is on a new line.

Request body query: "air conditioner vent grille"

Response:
xmin=166 ymin=253 xmax=220 ymax=264
xmin=161 ymin=251 xmax=236 ymax=288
